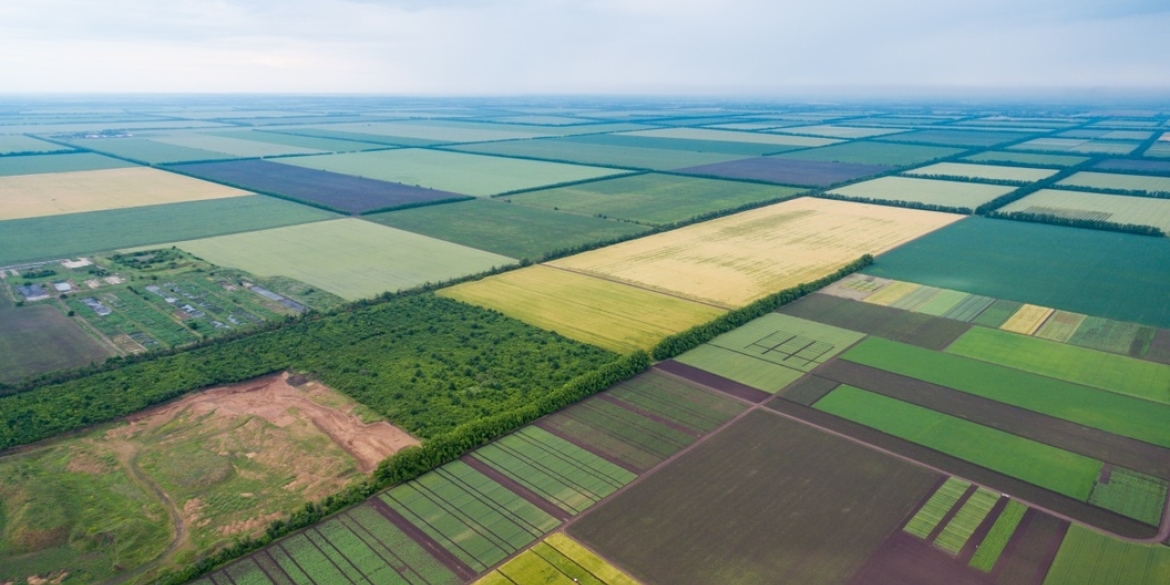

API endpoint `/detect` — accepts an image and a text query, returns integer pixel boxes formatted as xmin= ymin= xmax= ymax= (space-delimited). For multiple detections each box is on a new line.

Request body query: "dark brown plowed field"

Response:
xmin=367 ymin=498 xmax=476 ymax=580
xmin=773 ymin=374 xmax=839 ymax=406
xmin=1146 ymin=329 xmax=1170 ymax=365
xmin=568 ymin=409 xmax=940 ymax=585
xmin=654 ymin=361 xmax=771 ymax=403
xmin=777 ymin=293 xmax=971 ymax=350
xmin=992 ymin=511 xmax=1068 ymax=585
xmin=673 ymin=157 xmax=890 ymax=187
xmin=846 ymin=532 xmax=996 ymax=585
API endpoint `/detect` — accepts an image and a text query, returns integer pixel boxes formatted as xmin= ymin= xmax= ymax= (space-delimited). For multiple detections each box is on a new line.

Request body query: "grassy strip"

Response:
xmin=903 ymin=477 xmax=970 ymax=539
xmin=969 ymin=500 xmax=1027 ymax=572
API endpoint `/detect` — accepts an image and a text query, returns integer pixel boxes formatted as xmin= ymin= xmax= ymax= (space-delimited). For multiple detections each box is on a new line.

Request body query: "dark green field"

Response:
xmin=448 ymin=137 xmax=749 ymax=170
xmin=0 ymin=152 xmax=135 ymax=177
xmin=865 ymin=217 xmax=1170 ymax=328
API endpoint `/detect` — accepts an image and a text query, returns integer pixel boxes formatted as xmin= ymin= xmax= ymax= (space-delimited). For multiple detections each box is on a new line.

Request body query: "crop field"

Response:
xmin=814 ymin=385 xmax=1102 ymax=500
xmin=0 ymin=303 xmax=113 ymax=383
xmin=673 ymin=313 xmax=865 ymax=392
xmin=968 ymin=500 xmax=1028 ymax=572
xmin=208 ymin=129 xmax=388 ymax=152
xmin=549 ymin=197 xmax=962 ymax=307
xmin=1148 ymin=141 xmax=1170 ymax=158
xmin=561 ymin=133 xmax=788 ymax=156
xmin=448 ymin=136 xmax=750 ymax=170
xmin=149 ymin=132 xmax=325 ymax=157
xmin=944 ymin=327 xmax=1170 ymax=404
xmin=778 ymin=293 xmax=973 ymax=350
xmin=172 ymin=218 xmax=513 ymax=300
xmin=1087 ymin=468 xmax=1168 ymax=526
xmin=1036 ymin=310 xmax=1088 ymax=342
xmin=775 ymin=141 xmax=964 ymax=166
xmin=864 ymin=216 xmax=1170 ymax=328
xmin=999 ymin=303 xmax=1054 ymax=334
xmin=0 ymin=152 xmax=133 ymax=177
xmin=0 ymin=134 xmax=72 ymax=154
xmin=1043 ymin=525 xmax=1170 ymax=584
xmin=504 ymin=173 xmax=804 ymax=226
xmin=1011 ymin=138 xmax=1141 ymax=155
xmin=825 ymin=176 xmax=1016 ymax=210
xmin=904 ymin=161 xmax=1059 ymax=182
xmin=439 ymin=265 xmax=724 ymax=354
xmin=1094 ymin=158 xmax=1170 ymax=174
xmin=168 ymin=158 xmax=468 ymax=214
xmin=1058 ymin=171 xmax=1170 ymax=194
xmin=569 ymin=410 xmax=940 ymax=585
xmin=289 ymin=120 xmax=553 ymax=143
xmin=675 ymin=156 xmax=890 ymax=187
xmin=1068 ymin=317 xmax=1151 ymax=355
xmin=276 ymin=148 xmax=629 ymax=197
xmin=475 ymin=533 xmax=642 ymax=585
xmin=964 ymin=150 xmax=1089 ymax=167
xmin=770 ymin=124 xmax=908 ymax=138
xmin=880 ymin=128 xmax=1033 ymax=147
xmin=621 ymin=127 xmax=840 ymax=148
xmin=67 ymin=137 xmax=235 ymax=164
xmin=364 ymin=199 xmax=649 ymax=260
xmin=0 ymin=166 xmax=251 ymax=220
xmin=0 ymin=196 xmax=338 ymax=266
xmin=1001 ymin=189 xmax=1170 ymax=230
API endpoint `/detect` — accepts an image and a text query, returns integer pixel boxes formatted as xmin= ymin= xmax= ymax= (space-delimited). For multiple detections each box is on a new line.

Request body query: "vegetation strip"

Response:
xmin=653 ymin=361 xmax=771 ymax=403
xmin=461 ymin=456 xmax=572 ymax=521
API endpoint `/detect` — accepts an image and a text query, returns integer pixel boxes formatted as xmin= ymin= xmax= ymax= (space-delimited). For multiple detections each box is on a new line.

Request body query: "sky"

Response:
xmin=1 ymin=0 xmax=1169 ymax=95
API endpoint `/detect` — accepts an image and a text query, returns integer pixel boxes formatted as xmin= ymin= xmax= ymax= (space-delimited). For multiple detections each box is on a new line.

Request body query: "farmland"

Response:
xmin=503 ymin=173 xmax=805 ymax=226
xmin=170 ymin=219 xmax=514 ymax=300
xmin=276 ymin=148 xmax=629 ymax=197
xmin=0 ymin=134 xmax=72 ymax=154
xmin=448 ymin=136 xmax=750 ymax=170
xmin=300 ymin=119 xmax=553 ymax=143
xmin=825 ymin=176 xmax=1016 ymax=210
xmin=364 ymin=199 xmax=649 ymax=261
xmin=0 ymin=301 xmax=113 ymax=383
xmin=0 ymin=167 xmax=251 ymax=220
xmin=149 ymin=132 xmax=325 ymax=158
xmin=549 ymin=197 xmax=962 ymax=307
xmin=997 ymin=189 xmax=1170 ymax=233
xmin=904 ymin=161 xmax=1059 ymax=182
xmin=770 ymin=124 xmax=907 ymax=138
xmin=66 ymin=137 xmax=235 ymax=164
xmin=1058 ymin=171 xmax=1170 ymax=194
xmin=0 ymin=152 xmax=134 ymax=177
xmin=208 ymin=129 xmax=388 ymax=152
xmin=964 ymin=150 xmax=1090 ymax=167
xmin=438 ymin=265 xmax=725 ymax=353
xmin=674 ymin=156 xmax=890 ymax=187
xmin=775 ymin=140 xmax=964 ymax=165
xmin=1011 ymin=138 xmax=1141 ymax=156
xmin=621 ymin=127 xmax=840 ymax=148
xmin=881 ymin=128 xmax=1033 ymax=147
xmin=475 ymin=533 xmax=642 ymax=585
xmin=1043 ymin=525 xmax=1170 ymax=584
xmin=562 ymin=132 xmax=787 ymax=156
xmin=1094 ymin=158 xmax=1170 ymax=174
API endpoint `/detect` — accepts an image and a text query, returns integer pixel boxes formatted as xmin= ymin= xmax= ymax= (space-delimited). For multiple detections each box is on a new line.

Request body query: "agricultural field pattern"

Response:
xmin=1 ymin=97 xmax=1170 ymax=585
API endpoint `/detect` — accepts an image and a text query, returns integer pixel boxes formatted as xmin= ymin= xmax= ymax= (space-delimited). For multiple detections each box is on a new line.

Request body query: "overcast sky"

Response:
xmin=1 ymin=0 xmax=1168 ymax=95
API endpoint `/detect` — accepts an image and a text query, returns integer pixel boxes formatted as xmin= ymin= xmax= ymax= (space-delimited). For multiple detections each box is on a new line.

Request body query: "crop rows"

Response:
xmin=604 ymin=370 xmax=745 ymax=433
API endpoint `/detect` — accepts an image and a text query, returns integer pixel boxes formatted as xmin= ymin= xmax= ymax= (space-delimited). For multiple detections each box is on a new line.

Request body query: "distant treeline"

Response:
xmin=989 ymin=211 xmax=1165 ymax=237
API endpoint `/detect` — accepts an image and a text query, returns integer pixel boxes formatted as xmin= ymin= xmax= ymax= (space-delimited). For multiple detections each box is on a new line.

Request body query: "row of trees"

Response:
xmin=988 ymin=211 xmax=1165 ymax=237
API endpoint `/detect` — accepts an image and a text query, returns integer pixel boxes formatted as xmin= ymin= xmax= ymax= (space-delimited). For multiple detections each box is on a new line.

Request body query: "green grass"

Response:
xmin=905 ymin=162 xmax=1059 ymax=183
xmin=1069 ymin=317 xmax=1147 ymax=355
xmin=505 ymin=173 xmax=804 ymax=226
xmin=0 ymin=152 xmax=134 ymax=176
xmin=0 ymin=303 xmax=113 ymax=383
xmin=969 ymin=500 xmax=1027 ymax=572
xmin=827 ymin=176 xmax=1015 ymax=209
xmin=449 ymin=137 xmax=750 ymax=170
xmin=864 ymin=216 xmax=1170 ymax=329
xmin=363 ymin=199 xmax=648 ymax=261
xmin=1058 ymin=171 xmax=1170 ymax=194
xmin=1088 ymin=468 xmax=1168 ymax=526
xmin=963 ymin=151 xmax=1089 ymax=167
xmin=1042 ymin=524 xmax=1170 ymax=584
xmin=171 ymin=218 xmax=514 ymax=300
xmin=149 ymin=132 xmax=324 ymax=158
xmin=946 ymin=327 xmax=1170 ymax=404
xmin=843 ymin=336 xmax=1170 ymax=447
xmin=606 ymin=370 xmax=746 ymax=433
xmin=815 ymin=386 xmax=1102 ymax=500
xmin=935 ymin=487 xmax=1000 ymax=554
xmin=68 ymin=137 xmax=235 ymax=164
xmin=0 ymin=196 xmax=339 ymax=266
xmin=903 ymin=477 xmax=971 ymax=539
xmin=999 ymin=189 xmax=1170 ymax=234
xmin=276 ymin=148 xmax=629 ymax=197
xmin=775 ymin=141 xmax=963 ymax=166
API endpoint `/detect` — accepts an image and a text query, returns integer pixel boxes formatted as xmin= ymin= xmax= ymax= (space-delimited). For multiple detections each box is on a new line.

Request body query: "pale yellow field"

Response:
xmin=0 ymin=167 xmax=251 ymax=220
xmin=1000 ymin=304 xmax=1055 ymax=335
xmin=548 ymin=198 xmax=963 ymax=307
xmin=863 ymin=281 xmax=921 ymax=306
xmin=438 ymin=265 xmax=724 ymax=354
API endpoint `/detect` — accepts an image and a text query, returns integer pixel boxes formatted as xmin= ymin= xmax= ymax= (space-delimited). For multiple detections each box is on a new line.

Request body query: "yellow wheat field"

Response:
xmin=439 ymin=265 xmax=725 ymax=354
xmin=863 ymin=281 xmax=921 ymax=306
xmin=548 ymin=198 xmax=963 ymax=307
xmin=0 ymin=167 xmax=251 ymax=220
xmin=1000 ymin=304 xmax=1056 ymax=335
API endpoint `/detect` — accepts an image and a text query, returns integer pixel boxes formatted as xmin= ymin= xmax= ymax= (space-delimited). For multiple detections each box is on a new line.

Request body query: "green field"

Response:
xmin=0 ymin=303 xmax=113 ymax=383
xmin=0 ymin=196 xmax=339 ymax=266
xmin=0 ymin=152 xmax=134 ymax=177
xmin=170 ymin=218 xmax=513 ymax=300
xmin=149 ymin=132 xmax=325 ymax=158
xmin=276 ymin=148 xmax=628 ymax=197
xmin=903 ymin=477 xmax=971 ymax=538
xmin=1043 ymin=525 xmax=1170 ymax=584
xmin=905 ymin=162 xmax=1059 ymax=182
xmin=864 ymin=216 xmax=1170 ymax=328
xmin=1087 ymin=468 xmax=1168 ymax=526
xmin=293 ymin=120 xmax=554 ymax=143
xmin=814 ymin=385 xmax=1101 ymax=500
xmin=935 ymin=487 xmax=1000 ymax=554
xmin=1058 ymin=171 xmax=1170 ymax=194
xmin=562 ymin=133 xmax=789 ymax=156
xmin=827 ymin=176 xmax=1015 ymax=209
xmin=969 ymin=500 xmax=1027 ymax=572
xmin=775 ymin=141 xmax=963 ymax=166
xmin=363 ymin=199 xmax=648 ymax=260
xmin=946 ymin=327 xmax=1170 ymax=404
xmin=67 ymin=137 xmax=235 ymax=164
xmin=1011 ymin=138 xmax=1140 ymax=155
xmin=606 ymin=370 xmax=747 ymax=432
xmin=882 ymin=128 xmax=1033 ymax=147
xmin=449 ymin=137 xmax=750 ymax=170
xmin=476 ymin=533 xmax=642 ymax=585
xmin=1000 ymin=189 xmax=1170 ymax=232
xmin=208 ymin=129 xmax=390 ymax=152
xmin=622 ymin=127 xmax=839 ymax=148
xmin=0 ymin=135 xmax=72 ymax=154
xmin=963 ymin=151 xmax=1089 ymax=167
xmin=771 ymin=125 xmax=908 ymax=139
xmin=504 ymin=173 xmax=803 ymax=226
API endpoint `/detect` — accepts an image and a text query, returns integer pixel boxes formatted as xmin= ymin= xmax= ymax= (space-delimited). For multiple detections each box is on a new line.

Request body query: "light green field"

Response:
xmin=448 ymin=138 xmax=748 ymax=170
xmin=1058 ymin=171 xmax=1170 ymax=194
xmin=963 ymin=151 xmax=1089 ymax=167
xmin=276 ymin=148 xmax=629 ymax=197
xmin=209 ymin=130 xmax=388 ymax=152
xmin=770 ymin=125 xmax=908 ymax=139
xmin=904 ymin=477 xmax=971 ymax=539
xmin=946 ymin=327 xmax=1170 ymax=404
xmin=935 ymin=487 xmax=1000 ymax=554
xmin=0 ymin=152 xmax=134 ymax=177
xmin=621 ymin=127 xmax=840 ymax=148
xmin=170 ymin=219 xmax=514 ymax=300
xmin=149 ymin=133 xmax=325 ymax=157
xmin=69 ymin=138 xmax=233 ymax=164
xmin=827 ymin=176 xmax=1015 ymax=209
xmin=438 ymin=265 xmax=724 ymax=354
xmin=0 ymin=135 xmax=72 ymax=154
xmin=304 ymin=121 xmax=552 ymax=143
xmin=1147 ymin=142 xmax=1170 ymax=158
xmin=998 ymin=189 xmax=1170 ymax=233
xmin=1011 ymin=138 xmax=1140 ymax=155
xmin=815 ymin=386 xmax=1101 ymax=500
xmin=775 ymin=141 xmax=963 ymax=166
xmin=674 ymin=344 xmax=805 ymax=392
xmin=1043 ymin=525 xmax=1170 ymax=585
xmin=905 ymin=162 xmax=1059 ymax=183
xmin=504 ymin=173 xmax=804 ymax=226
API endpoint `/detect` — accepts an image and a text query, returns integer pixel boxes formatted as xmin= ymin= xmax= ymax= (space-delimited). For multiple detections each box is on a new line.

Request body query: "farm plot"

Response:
xmin=66 ymin=137 xmax=235 ymax=164
xmin=364 ymin=199 xmax=648 ymax=261
xmin=291 ymin=120 xmax=553 ymax=143
xmin=168 ymin=158 xmax=468 ymax=214
xmin=603 ymin=369 xmax=747 ymax=433
xmin=277 ymin=148 xmax=629 ymax=197
xmin=1068 ymin=317 xmax=1154 ymax=356
xmin=1000 ymin=189 xmax=1170 ymax=232
xmin=209 ymin=129 xmax=390 ymax=152
xmin=0 ymin=134 xmax=72 ymax=154
xmin=944 ymin=327 xmax=1170 ymax=404
xmin=1043 ymin=525 xmax=1170 ymax=585
xmin=0 ymin=152 xmax=133 ymax=177
xmin=1058 ymin=171 xmax=1170 ymax=195
xmin=448 ymin=136 xmax=750 ymax=170
xmin=549 ymin=197 xmax=962 ymax=308
xmin=904 ymin=162 xmax=1059 ymax=183
xmin=880 ymin=128 xmax=1034 ymax=147
xmin=1147 ymin=141 xmax=1170 ymax=158
xmin=0 ymin=303 xmax=113 ymax=383
xmin=475 ymin=533 xmax=642 ymax=585
xmin=621 ymin=127 xmax=840 ymax=147
xmin=172 ymin=219 xmax=513 ymax=301
xmin=769 ymin=124 xmax=908 ymax=138
xmin=1088 ymin=468 xmax=1168 ymax=526
xmin=560 ymin=133 xmax=789 ymax=156
xmin=999 ymin=304 xmax=1054 ymax=334
xmin=149 ymin=132 xmax=326 ymax=157
xmin=673 ymin=313 xmax=865 ymax=392
xmin=964 ymin=150 xmax=1089 ymax=167
xmin=1010 ymin=138 xmax=1140 ymax=155
xmin=438 ymin=265 xmax=724 ymax=354
xmin=778 ymin=293 xmax=972 ymax=350
xmin=504 ymin=173 xmax=803 ymax=226
xmin=0 ymin=196 xmax=338 ymax=266
xmin=569 ymin=409 xmax=940 ymax=585
xmin=826 ymin=176 xmax=1015 ymax=210
xmin=0 ymin=166 xmax=251 ymax=220
xmin=674 ymin=156 xmax=890 ymax=187
xmin=864 ymin=216 xmax=1170 ymax=328
xmin=1093 ymin=158 xmax=1170 ymax=174
xmin=814 ymin=385 xmax=1102 ymax=500
xmin=774 ymin=141 xmax=963 ymax=166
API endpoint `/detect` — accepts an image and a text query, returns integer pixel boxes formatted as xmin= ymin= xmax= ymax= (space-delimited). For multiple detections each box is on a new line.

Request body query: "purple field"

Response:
xmin=673 ymin=157 xmax=891 ymax=187
xmin=1093 ymin=158 xmax=1170 ymax=175
xmin=166 ymin=159 xmax=468 ymax=214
